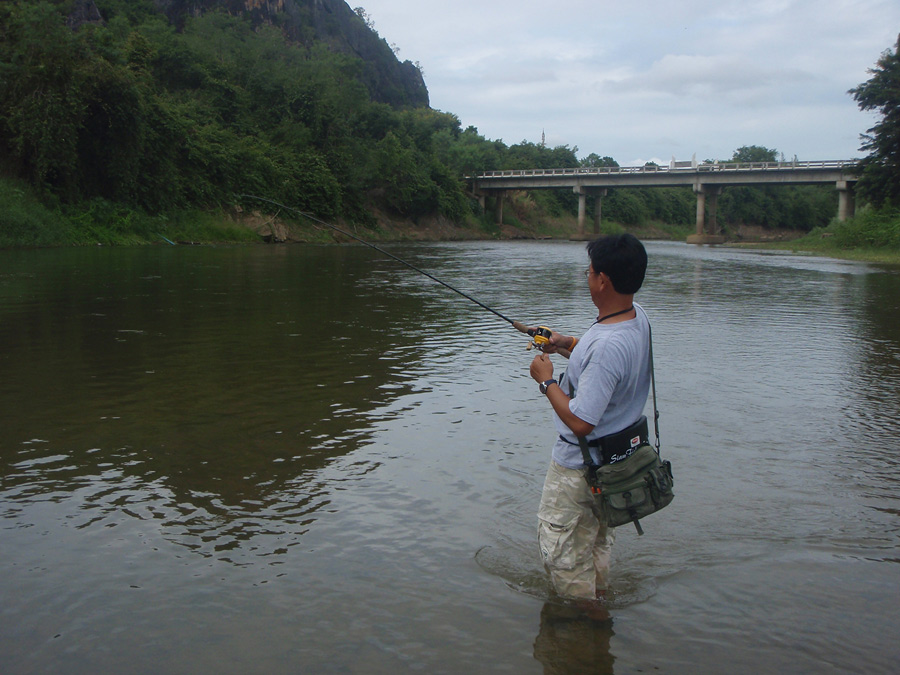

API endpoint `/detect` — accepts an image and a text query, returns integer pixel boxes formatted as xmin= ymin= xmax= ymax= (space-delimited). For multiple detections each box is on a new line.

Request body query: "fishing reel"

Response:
xmin=526 ymin=326 xmax=553 ymax=351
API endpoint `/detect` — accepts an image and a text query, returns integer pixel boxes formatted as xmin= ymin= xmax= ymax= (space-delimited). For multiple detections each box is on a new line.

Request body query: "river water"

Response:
xmin=1 ymin=240 xmax=898 ymax=673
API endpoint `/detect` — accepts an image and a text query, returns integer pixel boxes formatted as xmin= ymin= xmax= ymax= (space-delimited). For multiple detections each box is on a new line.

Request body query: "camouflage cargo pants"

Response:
xmin=537 ymin=460 xmax=615 ymax=600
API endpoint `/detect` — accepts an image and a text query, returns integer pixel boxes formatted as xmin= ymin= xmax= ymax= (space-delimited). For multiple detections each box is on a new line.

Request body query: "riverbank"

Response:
xmin=0 ymin=177 xmax=689 ymax=248
xmin=3 ymin=177 xmax=897 ymax=265
xmin=731 ymin=239 xmax=900 ymax=266
xmin=237 ymin=203 xmax=694 ymax=245
xmin=726 ymin=208 xmax=900 ymax=266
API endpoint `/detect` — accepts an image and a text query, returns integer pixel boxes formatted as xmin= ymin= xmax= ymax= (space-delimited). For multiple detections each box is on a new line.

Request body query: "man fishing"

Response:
xmin=528 ymin=233 xmax=650 ymax=601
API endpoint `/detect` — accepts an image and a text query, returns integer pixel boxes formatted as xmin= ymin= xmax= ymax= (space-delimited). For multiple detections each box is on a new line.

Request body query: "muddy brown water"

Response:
xmin=1 ymin=241 xmax=898 ymax=673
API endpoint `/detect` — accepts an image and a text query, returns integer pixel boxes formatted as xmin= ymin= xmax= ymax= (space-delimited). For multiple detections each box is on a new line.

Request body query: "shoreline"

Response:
xmin=3 ymin=203 xmax=897 ymax=267
xmin=723 ymin=240 xmax=900 ymax=266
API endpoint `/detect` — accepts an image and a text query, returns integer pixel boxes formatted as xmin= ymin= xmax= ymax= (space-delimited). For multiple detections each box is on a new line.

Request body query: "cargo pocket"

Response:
xmin=537 ymin=506 xmax=581 ymax=572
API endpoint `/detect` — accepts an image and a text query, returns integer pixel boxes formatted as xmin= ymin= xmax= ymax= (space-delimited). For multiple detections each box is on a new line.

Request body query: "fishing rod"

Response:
xmin=238 ymin=195 xmax=551 ymax=349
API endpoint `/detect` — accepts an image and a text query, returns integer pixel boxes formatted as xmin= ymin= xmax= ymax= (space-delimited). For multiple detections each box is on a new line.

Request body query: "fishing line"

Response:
xmin=239 ymin=194 xmax=533 ymax=335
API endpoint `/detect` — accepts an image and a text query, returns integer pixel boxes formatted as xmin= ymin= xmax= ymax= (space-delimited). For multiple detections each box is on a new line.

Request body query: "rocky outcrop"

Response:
xmin=300 ymin=0 xmax=428 ymax=108
xmin=65 ymin=0 xmax=103 ymax=28
xmin=70 ymin=0 xmax=427 ymax=106
xmin=149 ymin=0 xmax=428 ymax=108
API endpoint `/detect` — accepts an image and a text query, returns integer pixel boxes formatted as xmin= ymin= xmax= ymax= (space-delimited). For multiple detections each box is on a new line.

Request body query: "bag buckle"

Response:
xmin=587 ymin=466 xmax=603 ymax=495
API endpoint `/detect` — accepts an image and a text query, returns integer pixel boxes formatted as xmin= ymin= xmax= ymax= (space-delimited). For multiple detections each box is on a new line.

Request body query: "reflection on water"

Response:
xmin=533 ymin=602 xmax=615 ymax=674
xmin=1 ymin=242 xmax=899 ymax=673
xmin=0 ymin=246 xmax=435 ymax=566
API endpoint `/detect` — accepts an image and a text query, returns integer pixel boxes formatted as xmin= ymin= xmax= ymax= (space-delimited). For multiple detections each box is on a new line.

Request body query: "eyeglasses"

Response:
xmin=585 ymin=267 xmax=609 ymax=282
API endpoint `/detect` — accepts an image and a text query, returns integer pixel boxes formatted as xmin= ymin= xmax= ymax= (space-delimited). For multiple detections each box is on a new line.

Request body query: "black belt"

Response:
xmin=562 ymin=416 xmax=650 ymax=465
xmin=560 ymin=435 xmax=601 ymax=447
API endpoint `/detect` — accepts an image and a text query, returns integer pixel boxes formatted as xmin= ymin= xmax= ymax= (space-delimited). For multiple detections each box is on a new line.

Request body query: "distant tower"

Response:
xmin=541 ymin=129 xmax=546 ymax=148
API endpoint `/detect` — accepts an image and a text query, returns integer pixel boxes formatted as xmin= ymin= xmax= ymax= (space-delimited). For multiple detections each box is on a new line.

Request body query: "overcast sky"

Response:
xmin=357 ymin=0 xmax=899 ymax=166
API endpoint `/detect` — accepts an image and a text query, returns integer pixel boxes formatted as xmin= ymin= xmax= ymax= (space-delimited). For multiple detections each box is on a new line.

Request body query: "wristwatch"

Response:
xmin=539 ymin=379 xmax=557 ymax=394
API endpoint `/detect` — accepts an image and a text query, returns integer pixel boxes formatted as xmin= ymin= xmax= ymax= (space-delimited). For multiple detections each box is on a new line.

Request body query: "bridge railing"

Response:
xmin=474 ymin=159 xmax=858 ymax=179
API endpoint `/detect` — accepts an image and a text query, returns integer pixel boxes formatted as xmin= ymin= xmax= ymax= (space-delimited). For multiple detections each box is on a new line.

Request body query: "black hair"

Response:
xmin=586 ymin=233 xmax=647 ymax=294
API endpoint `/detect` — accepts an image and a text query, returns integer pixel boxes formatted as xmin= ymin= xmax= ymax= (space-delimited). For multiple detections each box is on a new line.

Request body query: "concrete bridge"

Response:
xmin=470 ymin=159 xmax=859 ymax=243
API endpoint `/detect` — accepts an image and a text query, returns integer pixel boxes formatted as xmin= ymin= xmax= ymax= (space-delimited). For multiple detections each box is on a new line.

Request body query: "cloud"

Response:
xmin=609 ymin=54 xmax=814 ymax=103
xmin=360 ymin=0 xmax=900 ymax=162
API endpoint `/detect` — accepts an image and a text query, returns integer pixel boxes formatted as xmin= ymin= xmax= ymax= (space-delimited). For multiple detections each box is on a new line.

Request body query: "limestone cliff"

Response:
xmin=146 ymin=0 xmax=429 ymax=108
xmin=65 ymin=0 xmax=103 ymax=28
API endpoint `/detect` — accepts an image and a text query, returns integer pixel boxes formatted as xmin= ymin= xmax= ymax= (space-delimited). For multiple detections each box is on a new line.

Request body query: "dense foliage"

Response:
xmin=821 ymin=205 xmax=900 ymax=249
xmin=0 ymin=0 xmax=859 ymax=246
xmin=714 ymin=146 xmax=837 ymax=231
xmin=850 ymin=34 xmax=900 ymax=207
xmin=0 ymin=0 xmax=471 ymax=223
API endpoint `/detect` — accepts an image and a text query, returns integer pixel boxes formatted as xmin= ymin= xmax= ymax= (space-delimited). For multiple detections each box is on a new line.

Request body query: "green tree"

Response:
xmin=439 ymin=126 xmax=505 ymax=177
xmin=715 ymin=146 xmax=835 ymax=230
xmin=849 ymin=34 xmax=900 ymax=206
xmin=372 ymin=131 xmax=432 ymax=215
xmin=0 ymin=1 xmax=89 ymax=196
xmin=504 ymin=141 xmax=578 ymax=170
xmin=731 ymin=145 xmax=779 ymax=163
xmin=580 ymin=154 xmax=618 ymax=168
xmin=605 ymin=189 xmax=650 ymax=225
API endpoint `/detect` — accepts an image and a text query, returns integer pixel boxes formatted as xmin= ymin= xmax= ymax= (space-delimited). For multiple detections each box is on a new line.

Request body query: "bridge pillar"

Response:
xmin=836 ymin=181 xmax=856 ymax=221
xmin=707 ymin=186 xmax=721 ymax=233
xmin=694 ymin=188 xmax=706 ymax=233
xmin=593 ymin=189 xmax=607 ymax=235
xmin=574 ymin=185 xmax=587 ymax=236
xmin=688 ymin=185 xmax=725 ymax=244
xmin=578 ymin=191 xmax=587 ymax=235
xmin=494 ymin=191 xmax=505 ymax=227
xmin=573 ymin=186 xmax=607 ymax=239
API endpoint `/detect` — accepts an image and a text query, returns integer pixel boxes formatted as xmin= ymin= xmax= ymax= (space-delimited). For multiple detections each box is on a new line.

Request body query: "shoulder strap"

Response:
xmin=577 ymin=436 xmax=596 ymax=467
xmin=648 ymin=322 xmax=661 ymax=456
xmin=577 ymin=318 xmax=661 ymax=462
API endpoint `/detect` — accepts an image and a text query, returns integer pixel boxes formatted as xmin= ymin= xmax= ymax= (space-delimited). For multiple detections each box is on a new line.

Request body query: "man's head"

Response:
xmin=586 ymin=234 xmax=647 ymax=295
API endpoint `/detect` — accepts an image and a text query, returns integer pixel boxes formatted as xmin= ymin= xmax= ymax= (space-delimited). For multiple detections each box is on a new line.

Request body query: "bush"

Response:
xmin=825 ymin=207 xmax=900 ymax=249
xmin=65 ymin=198 xmax=163 ymax=244
xmin=0 ymin=179 xmax=76 ymax=247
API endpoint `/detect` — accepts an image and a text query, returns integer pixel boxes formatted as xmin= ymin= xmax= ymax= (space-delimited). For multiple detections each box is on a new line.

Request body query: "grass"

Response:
xmin=0 ymin=178 xmax=79 ymax=247
xmin=743 ymin=207 xmax=900 ymax=266
xmin=162 ymin=210 xmax=261 ymax=244
xmin=0 ymin=178 xmax=264 ymax=248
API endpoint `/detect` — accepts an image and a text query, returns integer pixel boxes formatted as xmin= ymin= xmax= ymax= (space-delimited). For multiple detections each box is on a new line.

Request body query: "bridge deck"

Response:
xmin=472 ymin=160 xmax=859 ymax=189
xmin=470 ymin=160 xmax=859 ymax=239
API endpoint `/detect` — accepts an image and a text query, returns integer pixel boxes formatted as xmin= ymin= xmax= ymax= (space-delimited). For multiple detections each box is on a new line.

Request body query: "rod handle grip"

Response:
xmin=512 ymin=321 xmax=531 ymax=335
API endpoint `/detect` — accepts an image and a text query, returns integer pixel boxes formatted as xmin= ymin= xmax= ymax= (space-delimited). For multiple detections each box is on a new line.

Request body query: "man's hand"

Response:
xmin=530 ymin=352 xmax=554 ymax=383
xmin=546 ymin=331 xmax=574 ymax=354
xmin=517 ymin=324 xmax=572 ymax=355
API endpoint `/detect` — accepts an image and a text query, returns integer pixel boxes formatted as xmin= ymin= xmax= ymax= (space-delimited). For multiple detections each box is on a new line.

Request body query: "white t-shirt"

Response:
xmin=550 ymin=303 xmax=652 ymax=469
